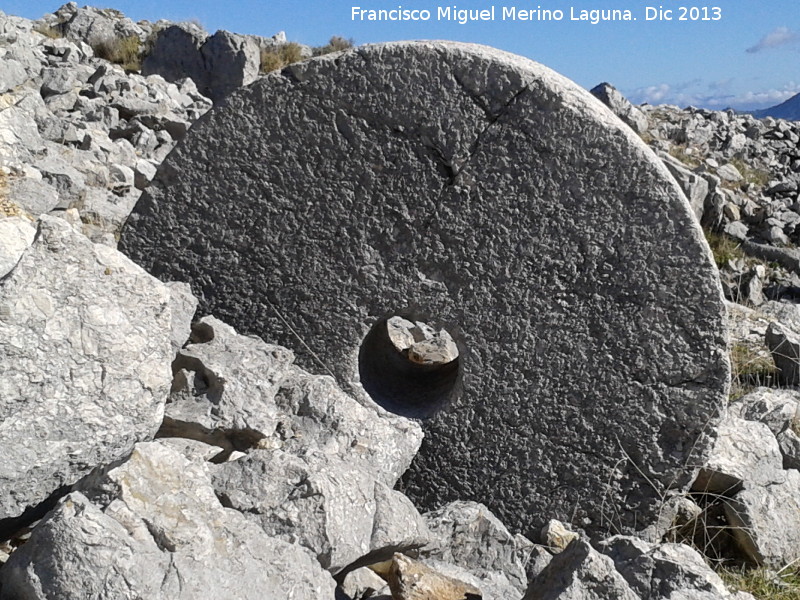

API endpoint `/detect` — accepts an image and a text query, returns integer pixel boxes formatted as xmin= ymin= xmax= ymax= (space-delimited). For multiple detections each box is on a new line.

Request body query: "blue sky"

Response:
xmin=5 ymin=0 xmax=799 ymax=110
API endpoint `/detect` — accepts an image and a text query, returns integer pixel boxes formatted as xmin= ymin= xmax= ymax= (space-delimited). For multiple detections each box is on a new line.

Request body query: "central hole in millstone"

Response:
xmin=358 ymin=313 xmax=462 ymax=419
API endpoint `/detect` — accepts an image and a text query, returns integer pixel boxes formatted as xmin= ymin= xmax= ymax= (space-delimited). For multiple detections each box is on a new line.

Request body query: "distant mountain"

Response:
xmin=753 ymin=92 xmax=800 ymax=120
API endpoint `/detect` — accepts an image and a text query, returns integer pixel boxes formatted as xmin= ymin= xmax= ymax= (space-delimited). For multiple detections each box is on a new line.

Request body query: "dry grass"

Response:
xmin=92 ymin=35 xmax=142 ymax=71
xmin=729 ymin=158 xmax=772 ymax=189
xmin=721 ymin=567 xmax=800 ymax=599
xmin=669 ymin=144 xmax=702 ymax=169
xmin=313 ymin=35 xmax=354 ymax=56
xmin=260 ymin=42 xmax=304 ymax=73
xmin=704 ymin=229 xmax=746 ymax=268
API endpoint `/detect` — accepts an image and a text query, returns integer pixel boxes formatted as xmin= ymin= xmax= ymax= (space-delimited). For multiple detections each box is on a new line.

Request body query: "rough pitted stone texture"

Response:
xmin=0 ymin=443 xmax=336 ymax=599
xmin=119 ymin=41 xmax=729 ymax=538
xmin=0 ymin=216 xmax=171 ymax=524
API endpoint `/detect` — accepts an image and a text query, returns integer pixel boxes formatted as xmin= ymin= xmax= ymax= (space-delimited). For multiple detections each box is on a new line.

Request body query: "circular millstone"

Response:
xmin=120 ymin=41 xmax=729 ymax=538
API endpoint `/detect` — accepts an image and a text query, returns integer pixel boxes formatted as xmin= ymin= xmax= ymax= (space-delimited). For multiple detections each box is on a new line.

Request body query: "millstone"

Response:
xmin=119 ymin=41 xmax=729 ymax=538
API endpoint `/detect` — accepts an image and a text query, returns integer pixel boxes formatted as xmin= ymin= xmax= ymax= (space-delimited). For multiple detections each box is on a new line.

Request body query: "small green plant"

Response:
xmin=313 ymin=35 xmax=354 ymax=56
xmin=260 ymin=42 xmax=304 ymax=73
xmin=92 ymin=35 xmax=142 ymax=71
xmin=720 ymin=566 xmax=800 ymax=599
xmin=33 ymin=23 xmax=63 ymax=39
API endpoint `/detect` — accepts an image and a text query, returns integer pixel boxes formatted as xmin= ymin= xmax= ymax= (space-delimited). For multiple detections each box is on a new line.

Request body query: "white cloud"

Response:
xmin=625 ymin=81 xmax=800 ymax=111
xmin=746 ymin=27 xmax=799 ymax=53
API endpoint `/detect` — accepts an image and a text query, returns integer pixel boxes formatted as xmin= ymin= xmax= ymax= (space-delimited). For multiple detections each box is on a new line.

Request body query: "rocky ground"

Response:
xmin=1 ymin=4 xmax=800 ymax=599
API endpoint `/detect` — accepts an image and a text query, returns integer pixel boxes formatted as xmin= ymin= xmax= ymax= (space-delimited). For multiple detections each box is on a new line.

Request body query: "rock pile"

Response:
xmin=0 ymin=5 xmax=212 ymax=244
xmin=3 ymin=3 xmax=800 ymax=599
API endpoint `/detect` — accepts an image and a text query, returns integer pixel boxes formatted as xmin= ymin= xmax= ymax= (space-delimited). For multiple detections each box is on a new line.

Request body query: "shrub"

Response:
xmin=260 ymin=42 xmax=304 ymax=73
xmin=92 ymin=35 xmax=142 ymax=72
xmin=313 ymin=36 xmax=354 ymax=56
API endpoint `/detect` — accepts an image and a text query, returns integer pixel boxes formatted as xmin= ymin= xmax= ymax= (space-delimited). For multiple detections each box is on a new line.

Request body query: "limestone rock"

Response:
xmin=340 ymin=567 xmax=392 ymax=599
xmin=422 ymin=500 xmax=533 ymax=595
xmin=165 ymin=280 xmax=198 ymax=354
xmin=0 ymin=216 xmax=35 ymax=277
xmin=600 ymin=535 xmax=743 ymax=599
xmin=729 ymin=387 xmax=800 ymax=436
xmin=119 ymin=41 xmax=729 ymax=539
xmin=210 ymin=449 xmax=430 ymax=574
xmin=523 ymin=539 xmax=638 ymax=600
xmin=0 ymin=443 xmax=336 ymax=599
xmin=166 ymin=316 xmax=423 ymax=482
xmin=383 ymin=553 xmax=482 ymax=600
xmin=0 ymin=216 xmax=172 ymax=525
xmin=141 ymin=23 xmax=209 ymax=85
xmin=541 ymin=519 xmax=580 ymax=554
xmin=589 ymin=82 xmax=648 ymax=134
xmin=200 ymin=30 xmax=260 ymax=101
xmin=724 ymin=469 xmax=800 ymax=568
xmin=692 ymin=416 xmax=783 ymax=495
xmin=661 ymin=151 xmax=710 ymax=222
xmin=387 ymin=316 xmax=459 ymax=365
xmin=765 ymin=322 xmax=800 ymax=384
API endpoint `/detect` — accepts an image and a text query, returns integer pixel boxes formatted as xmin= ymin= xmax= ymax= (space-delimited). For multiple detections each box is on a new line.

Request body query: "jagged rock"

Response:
xmin=120 ymin=41 xmax=729 ymax=539
xmin=766 ymin=322 xmax=800 ymax=384
xmin=717 ymin=163 xmax=742 ymax=182
xmin=141 ymin=23 xmax=209 ymax=85
xmin=133 ymin=157 xmax=157 ymax=189
xmin=387 ymin=316 xmax=459 ymax=365
xmin=523 ymin=539 xmax=638 ymax=600
xmin=693 ymin=416 xmax=783 ymax=494
xmin=729 ymin=387 xmax=800 ymax=436
xmin=166 ymin=316 xmax=423 ymax=484
xmin=600 ymin=535 xmax=750 ymax=599
xmin=7 ymin=176 xmax=59 ymax=215
xmin=59 ymin=3 xmax=146 ymax=48
xmin=164 ymin=280 xmax=198 ymax=354
xmin=724 ymin=469 xmax=800 ymax=568
xmin=381 ymin=553 xmax=482 ymax=600
xmin=200 ymin=30 xmax=260 ymax=101
xmin=164 ymin=315 xmax=295 ymax=450
xmin=340 ymin=567 xmax=392 ymax=599
xmin=589 ymin=82 xmax=648 ymax=134
xmin=0 ymin=216 xmax=172 ymax=526
xmin=661 ymin=151 xmax=710 ymax=222
xmin=0 ymin=216 xmax=35 ymax=277
xmin=211 ymin=449 xmax=430 ymax=574
xmin=422 ymin=500 xmax=533 ymax=596
xmin=777 ymin=428 xmax=800 ymax=470
xmin=541 ymin=519 xmax=580 ymax=554
xmin=724 ymin=220 xmax=749 ymax=241
xmin=0 ymin=442 xmax=336 ymax=599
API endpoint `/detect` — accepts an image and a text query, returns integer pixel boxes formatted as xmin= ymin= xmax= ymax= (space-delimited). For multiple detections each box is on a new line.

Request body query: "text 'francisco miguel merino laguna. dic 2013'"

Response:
xmin=351 ymin=6 xmax=723 ymax=24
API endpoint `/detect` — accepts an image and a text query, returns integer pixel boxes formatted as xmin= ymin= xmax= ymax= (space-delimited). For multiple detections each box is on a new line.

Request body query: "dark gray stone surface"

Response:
xmin=119 ymin=41 xmax=729 ymax=539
